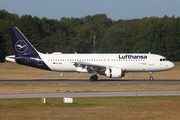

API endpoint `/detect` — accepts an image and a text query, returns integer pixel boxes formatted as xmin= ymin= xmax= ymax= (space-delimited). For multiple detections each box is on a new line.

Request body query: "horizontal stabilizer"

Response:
xmin=5 ymin=55 xmax=15 ymax=62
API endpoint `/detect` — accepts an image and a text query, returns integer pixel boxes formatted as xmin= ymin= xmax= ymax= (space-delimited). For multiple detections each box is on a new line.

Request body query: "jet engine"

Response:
xmin=105 ymin=67 xmax=125 ymax=78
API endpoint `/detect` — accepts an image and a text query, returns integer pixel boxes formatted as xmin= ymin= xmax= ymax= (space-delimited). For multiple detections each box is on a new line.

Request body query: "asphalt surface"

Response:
xmin=0 ymin=91 xmax=180 ymax=98
xmin=0 ymin=79 xmax=180 ymax=84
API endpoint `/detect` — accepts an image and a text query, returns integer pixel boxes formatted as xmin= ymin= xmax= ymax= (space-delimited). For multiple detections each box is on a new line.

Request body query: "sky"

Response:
xmin=0 ymin=0 xmax=180 ymax=20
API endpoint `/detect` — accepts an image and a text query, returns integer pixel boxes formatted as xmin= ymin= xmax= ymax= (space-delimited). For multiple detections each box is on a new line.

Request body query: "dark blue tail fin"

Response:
xmin=8 ymin=27 xmax=39 ymax=57
xmin=8 ymin=27 xmax=50 ymax=70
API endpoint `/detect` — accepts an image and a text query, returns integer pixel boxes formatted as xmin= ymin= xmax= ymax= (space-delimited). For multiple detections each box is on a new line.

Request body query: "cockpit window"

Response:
xmin=160 ymin=58 xmax=168 ymax=61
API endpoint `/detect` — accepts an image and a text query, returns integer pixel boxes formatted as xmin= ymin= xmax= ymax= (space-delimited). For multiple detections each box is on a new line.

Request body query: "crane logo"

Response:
xmin=15 ymin=40 xmax=28 ymax=53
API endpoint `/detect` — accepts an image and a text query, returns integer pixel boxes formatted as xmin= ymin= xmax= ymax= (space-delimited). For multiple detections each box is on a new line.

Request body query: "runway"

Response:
xmin=0 ymin=91 xmax=180 ymax=98
xmin=0 ymin=79 xmax=180 ymax=84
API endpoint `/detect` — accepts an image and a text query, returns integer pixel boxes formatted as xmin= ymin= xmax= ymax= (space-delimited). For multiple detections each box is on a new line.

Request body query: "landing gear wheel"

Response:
xmin=150 ymin=77 xmax=154 ymax=80
xmin=149 ymin=72 xmax=154 ymax=80
xmin=90 ymin=75 xmax=98 ymax=81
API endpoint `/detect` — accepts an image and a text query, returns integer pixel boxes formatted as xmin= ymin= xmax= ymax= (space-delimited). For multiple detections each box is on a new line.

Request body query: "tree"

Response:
xmin=0 ymin=10 xmax=180 ymax=62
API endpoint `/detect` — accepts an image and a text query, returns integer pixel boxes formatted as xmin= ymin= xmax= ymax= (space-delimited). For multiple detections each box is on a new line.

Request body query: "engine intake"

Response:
xmin=105 ymin=67 xmax=125 ymax=78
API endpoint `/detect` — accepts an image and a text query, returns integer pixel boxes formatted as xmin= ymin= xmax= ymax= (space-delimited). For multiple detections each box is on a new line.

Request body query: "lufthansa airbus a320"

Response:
xmin=6 ymin=27 xmax=174 ymax=81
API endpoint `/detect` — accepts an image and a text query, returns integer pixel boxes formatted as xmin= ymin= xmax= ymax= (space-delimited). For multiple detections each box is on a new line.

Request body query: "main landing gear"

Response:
xmin=149 ymin=72 xmax=154 ymax=80
xmin=90 ymin=74 xmax=98 ymax=81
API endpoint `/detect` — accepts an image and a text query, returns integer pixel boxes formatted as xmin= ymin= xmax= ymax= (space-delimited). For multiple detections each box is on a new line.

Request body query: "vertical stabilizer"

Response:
xmin=8 ymin=27 xmax=39 ymax=57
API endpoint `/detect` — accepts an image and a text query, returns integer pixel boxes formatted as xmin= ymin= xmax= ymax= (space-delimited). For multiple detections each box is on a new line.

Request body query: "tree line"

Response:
xmin=0 ymin=9 xmax=180 ymax=62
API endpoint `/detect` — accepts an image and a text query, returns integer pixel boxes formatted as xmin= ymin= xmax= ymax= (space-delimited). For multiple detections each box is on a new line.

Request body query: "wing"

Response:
xmin=73 ymin=61 xmax=107 ymax=74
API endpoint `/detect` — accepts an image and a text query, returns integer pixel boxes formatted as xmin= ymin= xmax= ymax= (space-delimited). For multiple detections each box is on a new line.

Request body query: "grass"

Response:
xmin=0 ymin=96 xmax=180 ymax=120
xmin=1 ymin=84 xmax=180 ymax=94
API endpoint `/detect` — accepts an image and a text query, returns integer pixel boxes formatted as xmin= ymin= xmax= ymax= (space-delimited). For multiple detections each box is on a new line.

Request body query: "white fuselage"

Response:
xmin=39 ymin=53 xmax=174 ymax=72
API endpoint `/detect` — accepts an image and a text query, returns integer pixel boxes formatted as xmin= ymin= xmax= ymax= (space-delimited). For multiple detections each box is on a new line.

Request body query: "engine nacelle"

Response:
xmin=105 ymin=67 xmax=125 ymax=78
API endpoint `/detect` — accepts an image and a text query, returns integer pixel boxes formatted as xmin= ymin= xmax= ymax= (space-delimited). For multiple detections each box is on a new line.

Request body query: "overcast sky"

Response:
xmin=1 ymin=0 xmax=180 ymax=20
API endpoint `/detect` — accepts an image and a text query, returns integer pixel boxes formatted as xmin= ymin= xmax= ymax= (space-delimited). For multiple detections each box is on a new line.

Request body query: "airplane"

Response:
xmin=6 ymin=27 xmax=174 ymax=81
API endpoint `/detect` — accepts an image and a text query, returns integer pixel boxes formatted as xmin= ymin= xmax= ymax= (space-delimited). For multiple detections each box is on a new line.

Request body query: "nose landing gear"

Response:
xmin=149 ymin=72 xmax=154 ymax=80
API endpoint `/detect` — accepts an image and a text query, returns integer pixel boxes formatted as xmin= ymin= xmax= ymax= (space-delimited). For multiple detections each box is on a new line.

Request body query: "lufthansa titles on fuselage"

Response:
xmin=119 ymin=55 xmax=147 ymax=59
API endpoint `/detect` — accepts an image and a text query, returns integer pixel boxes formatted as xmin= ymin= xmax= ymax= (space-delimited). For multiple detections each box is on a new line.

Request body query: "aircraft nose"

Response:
xmin=168 ymin=62 xmax=174 ymax=69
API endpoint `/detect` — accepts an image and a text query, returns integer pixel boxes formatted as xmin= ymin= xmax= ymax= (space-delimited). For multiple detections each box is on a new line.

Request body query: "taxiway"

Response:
xmin=0 ymin=91 xmax=180 ymax=98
